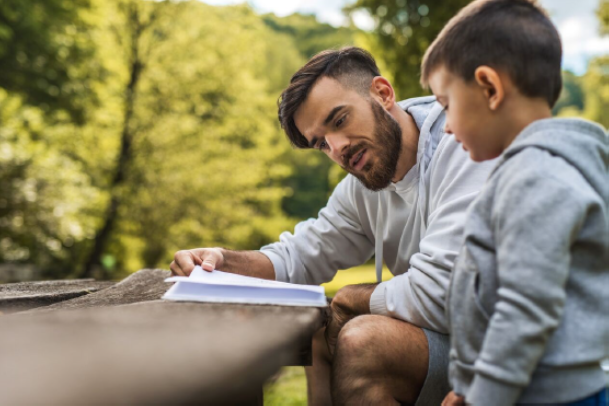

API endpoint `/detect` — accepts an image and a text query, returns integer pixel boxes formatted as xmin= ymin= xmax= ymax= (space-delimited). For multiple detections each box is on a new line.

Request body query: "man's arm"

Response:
xmin=170 ymin=248 xmax=275 ymax=280
xmin=259 ymin=175 xmax=375 ymax=285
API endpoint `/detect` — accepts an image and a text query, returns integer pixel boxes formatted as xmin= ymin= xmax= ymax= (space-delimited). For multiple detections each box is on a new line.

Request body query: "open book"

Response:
xmin=162 ymin=266 xmax=327 ymax=307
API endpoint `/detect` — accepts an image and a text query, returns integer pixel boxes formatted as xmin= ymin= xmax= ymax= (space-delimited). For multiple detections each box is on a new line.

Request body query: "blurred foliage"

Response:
xmin=0 ymin=0 xmax=99 ymax=123
xmin=553 ymin=71 xmax=585 ymax=115
xmin=555 ymin=0 xmax=609 ymax=128
xmin=0 ymin=0 xmax=604 ymax=280
xmin=1 ymin=0 xmax=348 ymax=279
xmin=345 ymin=0 xmax=471 ymax=98
xmin=262 ymin=13 xmax=356 ymax=59
xmin=599 ymin=0 xmax=609 ymax=35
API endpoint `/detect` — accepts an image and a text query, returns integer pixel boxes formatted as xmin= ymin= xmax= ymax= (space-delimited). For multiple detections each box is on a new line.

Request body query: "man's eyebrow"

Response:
xmin=323 ymin=105 xmax=346 ymax=126
xmin=308 ymin=136 xmax=318 ymax=149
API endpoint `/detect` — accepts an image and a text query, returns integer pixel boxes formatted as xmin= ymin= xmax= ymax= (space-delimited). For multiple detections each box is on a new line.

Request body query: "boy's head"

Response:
xmin=278 ymin=47 xmax=406 ymax=191
xmin=421 ymin=0 xmax=562 ymax=162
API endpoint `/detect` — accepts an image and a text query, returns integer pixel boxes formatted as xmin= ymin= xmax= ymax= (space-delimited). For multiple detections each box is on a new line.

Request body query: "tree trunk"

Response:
xmin=81 ymin=3 xmax=143 ymax=278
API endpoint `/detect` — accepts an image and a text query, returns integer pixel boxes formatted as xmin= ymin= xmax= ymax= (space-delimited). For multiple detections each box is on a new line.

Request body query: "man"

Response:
xmin=171 ymin=47 xmax=494 ymax=405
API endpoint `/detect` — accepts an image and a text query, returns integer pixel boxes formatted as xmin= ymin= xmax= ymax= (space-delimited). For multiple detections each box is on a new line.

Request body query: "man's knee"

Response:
xmin=334 ymin=315 xmax=380 ymax=364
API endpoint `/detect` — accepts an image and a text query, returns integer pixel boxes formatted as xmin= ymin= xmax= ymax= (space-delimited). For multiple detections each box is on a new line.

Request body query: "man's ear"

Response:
xmin=474 ymin=66 xmax=504 ymax=111
xmin=370 ymin=76 xmax=395 ymax=109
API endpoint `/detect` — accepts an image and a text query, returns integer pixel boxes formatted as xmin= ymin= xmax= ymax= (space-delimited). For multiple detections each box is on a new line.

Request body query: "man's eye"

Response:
xmin=319 ymin=140 xmax=328 ymax=150
xmin=444 ymin=104 xmax=449 ymax=110
xmin=336 ymin=116 xmax=346 ymax=127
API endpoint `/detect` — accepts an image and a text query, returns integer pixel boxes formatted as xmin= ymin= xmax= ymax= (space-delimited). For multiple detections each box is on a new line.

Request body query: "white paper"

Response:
xmin=163 ymin=266 xmax=326 ymax=306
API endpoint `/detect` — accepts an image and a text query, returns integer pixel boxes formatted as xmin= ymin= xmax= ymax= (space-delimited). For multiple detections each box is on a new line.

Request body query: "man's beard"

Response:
xmin=345 ymin=101 xmax=402 ymax=191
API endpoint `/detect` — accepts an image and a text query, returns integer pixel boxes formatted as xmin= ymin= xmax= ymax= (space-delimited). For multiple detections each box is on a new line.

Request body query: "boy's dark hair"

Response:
xmin=421 ymin=0 xmax=562 ymax=107
xmin=278 ymin=47 xmax=381 ymax=148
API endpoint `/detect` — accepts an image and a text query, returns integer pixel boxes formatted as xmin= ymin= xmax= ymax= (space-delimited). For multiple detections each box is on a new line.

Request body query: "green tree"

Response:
xmin=0 ymin=1 xmax=303 ymax=279
xmin=553 ymin=71 xmax=585 ymax=115
xmin=77 ymin=1 xmax=303 ymax=276
xmin=580 ymin=0 xmax=609 ymax=127
xmin=345 ymin=0 xmax=471 ymax=98
xmin=0 ymin=0 xmax=98 ymax=122
xmin=262 ymin=13 xmax=356 ymax=59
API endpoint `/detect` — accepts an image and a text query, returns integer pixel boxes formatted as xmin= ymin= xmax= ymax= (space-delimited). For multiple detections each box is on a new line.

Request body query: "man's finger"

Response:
xmin=174 ymin=250 xmax=196 ymax=276
xmin=169 ymin=261 xmax=186 ymax=277
xmin=201 ymin=258 xmax=216 ymax=272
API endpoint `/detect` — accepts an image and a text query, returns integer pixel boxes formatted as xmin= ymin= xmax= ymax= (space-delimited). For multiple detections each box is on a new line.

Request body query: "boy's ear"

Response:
xmin=370 ymin=76 xmax=395 ymax=109
xmin=474 ymin=66 xmax=504 ymax=111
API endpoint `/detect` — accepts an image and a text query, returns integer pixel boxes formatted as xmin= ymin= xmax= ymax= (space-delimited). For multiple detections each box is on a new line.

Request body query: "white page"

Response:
xmin=165 ymin=266 xmax=324 ymax=293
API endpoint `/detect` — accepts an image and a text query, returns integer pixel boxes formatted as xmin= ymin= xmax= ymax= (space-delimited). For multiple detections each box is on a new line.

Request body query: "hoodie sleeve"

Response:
xmin=466 ymin=153 xmax=591 ymax=405
xmin=259 ymin=175 xmax=375 ymax=285
xmin=370 ymin=136 xmax=494 ymax=333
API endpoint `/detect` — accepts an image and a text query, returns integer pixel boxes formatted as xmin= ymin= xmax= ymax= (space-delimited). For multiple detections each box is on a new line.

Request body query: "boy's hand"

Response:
xmin=325 ymin=284 xmax=376 ymax=355
xmin=441 ymin=391 xmax=465 ymax=406
xmin=170 ymin=248 xmax=225 ymax=276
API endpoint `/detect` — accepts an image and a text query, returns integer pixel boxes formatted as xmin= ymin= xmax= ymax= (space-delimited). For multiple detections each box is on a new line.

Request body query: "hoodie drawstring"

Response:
xmin=375 ymin=195 xmax=384 ymax=283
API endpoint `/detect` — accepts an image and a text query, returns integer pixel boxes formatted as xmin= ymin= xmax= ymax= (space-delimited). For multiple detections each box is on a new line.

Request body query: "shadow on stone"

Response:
xmin=25 ymin=268 xmax=171 ymax=313
xmin=0 ymin=279 xmax=115 ymax=314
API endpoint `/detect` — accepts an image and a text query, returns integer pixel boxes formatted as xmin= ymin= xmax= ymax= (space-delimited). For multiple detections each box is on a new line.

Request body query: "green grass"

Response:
xmin=264 ymin=367 xmax=308 ymax=406
xmin=264 ymin=263 xmax=392 ymax=405
xmin=321 ymin=263 xmax=393 ymax=297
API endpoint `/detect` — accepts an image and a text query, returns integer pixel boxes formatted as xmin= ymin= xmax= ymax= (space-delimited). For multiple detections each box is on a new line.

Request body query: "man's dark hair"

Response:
xmin=278 ymin=47 xmax=381 ymax=149
xmin=420 ymin=0 xmax=562 ymax=107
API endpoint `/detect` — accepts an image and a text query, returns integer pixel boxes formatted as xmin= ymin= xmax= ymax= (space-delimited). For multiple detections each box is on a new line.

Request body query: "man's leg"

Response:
xmin=305 ymin=326 xmax=333 ymax=405
xmin=331 ymin=315 xmax=429 ymax=405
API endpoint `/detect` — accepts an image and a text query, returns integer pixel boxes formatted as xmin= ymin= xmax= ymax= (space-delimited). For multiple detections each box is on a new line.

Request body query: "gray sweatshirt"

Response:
xmin=261 ymin=97 xmax=495 ymax=333
xmin=448 ymin=118 xmax=609 ymax=404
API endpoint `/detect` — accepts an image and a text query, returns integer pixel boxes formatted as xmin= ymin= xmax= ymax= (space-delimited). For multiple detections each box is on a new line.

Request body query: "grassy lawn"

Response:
xmin=264 ymin=263 xmax=392 ymax=406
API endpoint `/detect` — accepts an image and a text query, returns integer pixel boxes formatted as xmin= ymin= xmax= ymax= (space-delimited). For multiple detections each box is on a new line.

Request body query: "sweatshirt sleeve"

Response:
xmin=466 ymin=159 xmax=588 ymax=405
xmin=259 ymin=175 xmax=375 ymax=285
xmin=370 ymin=136 xmax=494 ymax=333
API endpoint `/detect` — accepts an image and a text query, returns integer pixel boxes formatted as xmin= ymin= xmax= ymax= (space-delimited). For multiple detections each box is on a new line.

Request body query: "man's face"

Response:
xmin=428 ymin=65 xmax=504 ymax=162
xmin=293 ymin=77 xmax=402 ymax=191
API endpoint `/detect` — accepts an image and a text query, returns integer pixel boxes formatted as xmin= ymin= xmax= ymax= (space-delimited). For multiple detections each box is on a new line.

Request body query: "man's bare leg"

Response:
xmin=331 ymin=315 xmax=429 ymax=405
xmin=305 ymin=327 xmax=333 ymax=405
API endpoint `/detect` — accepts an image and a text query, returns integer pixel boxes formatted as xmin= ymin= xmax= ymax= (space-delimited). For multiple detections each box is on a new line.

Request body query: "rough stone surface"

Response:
xmin=26 ymin=268 xmax=170 ymax=313
xmin=0 ymin=279 xmax=115 ymax=314
xmin=0 ymin=300 xmax=324 ymax=405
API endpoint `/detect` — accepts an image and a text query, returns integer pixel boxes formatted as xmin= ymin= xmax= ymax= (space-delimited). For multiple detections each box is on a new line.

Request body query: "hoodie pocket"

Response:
xmin=448 ymin=246 xmax=491 ymax=365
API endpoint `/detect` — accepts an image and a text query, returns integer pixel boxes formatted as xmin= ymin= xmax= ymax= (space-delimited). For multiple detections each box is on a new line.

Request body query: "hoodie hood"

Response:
xmin=501 ymin=118 xmax=608 ymax=200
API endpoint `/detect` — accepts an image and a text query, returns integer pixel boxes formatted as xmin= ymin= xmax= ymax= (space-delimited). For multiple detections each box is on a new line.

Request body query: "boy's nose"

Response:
xmin=444 ymin=122 xmax=453 ymax=134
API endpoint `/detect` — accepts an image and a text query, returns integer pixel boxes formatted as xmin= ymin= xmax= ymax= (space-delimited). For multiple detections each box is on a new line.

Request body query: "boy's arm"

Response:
xmin=467 ymin=169 xmax=588 ymax=405
xmin=370 ymin=137 xmax=494 ymax=333
xmin=260 ymin=175 xmax=375 ymax=286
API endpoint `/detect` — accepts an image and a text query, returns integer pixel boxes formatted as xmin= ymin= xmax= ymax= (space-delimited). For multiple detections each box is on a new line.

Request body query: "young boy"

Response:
xmin=420 ymin=0 xmax=609 ymax=404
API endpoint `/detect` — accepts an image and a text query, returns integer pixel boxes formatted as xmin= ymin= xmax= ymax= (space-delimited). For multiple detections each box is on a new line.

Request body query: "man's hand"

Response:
xmin=325 ymin=284 xmax=376 ymax=355
xmin=441 ymin=391 xmax=465 ymax=406
xmin=170 ymin=248 xmax=224 ymax=276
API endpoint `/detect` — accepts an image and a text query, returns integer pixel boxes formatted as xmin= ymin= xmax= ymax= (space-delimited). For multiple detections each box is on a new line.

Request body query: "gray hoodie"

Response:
xmin=448 ymin=118 xmax=609 ymax=404
xmin=261 ymin=97 xmax=495 ymax=332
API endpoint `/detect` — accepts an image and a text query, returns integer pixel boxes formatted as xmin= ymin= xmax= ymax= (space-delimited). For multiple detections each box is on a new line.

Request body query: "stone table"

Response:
xmin=0 ymin=279 xmax=115 ymax=314
xmin=0 ymin=269 xmax=326 ymax=405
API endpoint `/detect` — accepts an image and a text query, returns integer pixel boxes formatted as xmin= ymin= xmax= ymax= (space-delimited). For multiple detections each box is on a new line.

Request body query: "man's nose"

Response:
xmin=444 ymin=121 xmax=453 ymax=134
xmin=326 ymin=132 xmax=350 ymax=163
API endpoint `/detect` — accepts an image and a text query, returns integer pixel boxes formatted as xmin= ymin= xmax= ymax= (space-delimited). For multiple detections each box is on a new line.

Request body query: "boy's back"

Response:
xmin=447 ymin=117 xmax=608 ymax=404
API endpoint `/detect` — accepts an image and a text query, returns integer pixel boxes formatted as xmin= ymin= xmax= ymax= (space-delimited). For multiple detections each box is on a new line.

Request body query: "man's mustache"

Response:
xmin=342 ymin=143 xmax=367 ymax=170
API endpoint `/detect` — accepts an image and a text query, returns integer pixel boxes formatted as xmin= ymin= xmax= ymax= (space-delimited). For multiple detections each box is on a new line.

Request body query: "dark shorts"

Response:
xmin=415 ymin=329 xmax=451 ymax=406
xmin=565 ymin=387 xmax=608 ymax=406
